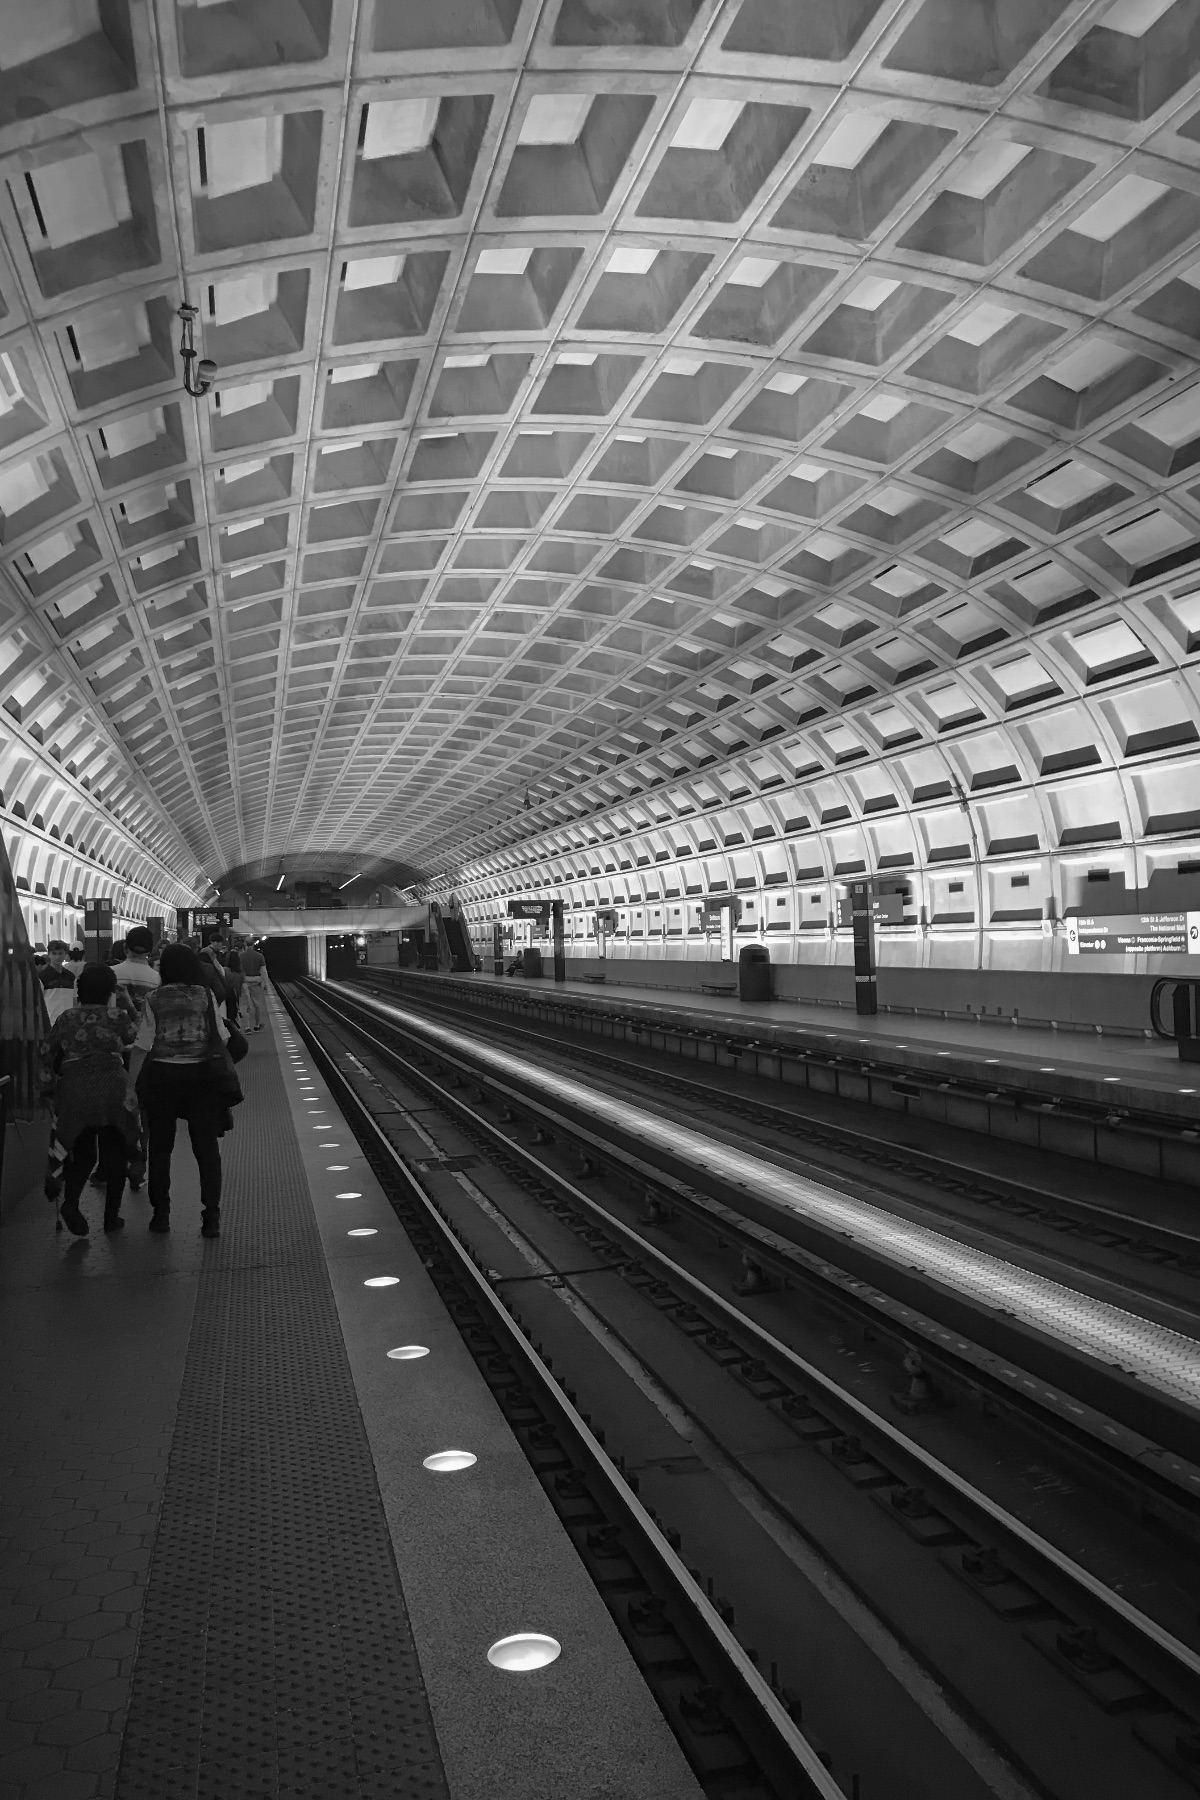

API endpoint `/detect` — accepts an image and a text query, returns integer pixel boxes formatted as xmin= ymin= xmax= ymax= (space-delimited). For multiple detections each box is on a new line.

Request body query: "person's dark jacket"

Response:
xmin=223 ymin=954 xmax=244 ymax=1005
xmin=197 ymin=957 xmax=227 ymax=1005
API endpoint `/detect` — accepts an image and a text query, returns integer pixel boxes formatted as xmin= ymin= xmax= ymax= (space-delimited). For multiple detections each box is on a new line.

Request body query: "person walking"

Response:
xmin=128 ymin=944 xmax=242 ymax=1239
xmin=222 ymin=948 xmax=245 ymax=1031
xmin=238 ymin=940 xmax=266 ymax=1030
xmin=38 ymin=939 xmax=78 ymax=1025
xmin=108 ymin=926 xmax=161 ymax=1193
xmin=196 ymin=942 xmax=228 ymax=1010
xmin=110 ymin=926 xmax=161 ymax=1004
xmin=40 ymin=963 xmax=140 ymax=1235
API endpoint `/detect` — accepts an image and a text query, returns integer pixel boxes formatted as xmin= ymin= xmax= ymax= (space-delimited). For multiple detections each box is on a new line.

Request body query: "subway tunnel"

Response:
xmin=2 ymin=5 xmax=1200 ymax=1800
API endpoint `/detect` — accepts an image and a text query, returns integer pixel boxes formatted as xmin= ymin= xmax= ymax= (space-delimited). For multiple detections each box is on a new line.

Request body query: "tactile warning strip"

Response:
xmin=114 ymin=1032 xmax=449 ymax=1800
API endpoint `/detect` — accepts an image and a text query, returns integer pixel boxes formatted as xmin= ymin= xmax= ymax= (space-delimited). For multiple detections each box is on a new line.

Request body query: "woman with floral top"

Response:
xmin=40 ymin=963 xmax=140 ymax=1236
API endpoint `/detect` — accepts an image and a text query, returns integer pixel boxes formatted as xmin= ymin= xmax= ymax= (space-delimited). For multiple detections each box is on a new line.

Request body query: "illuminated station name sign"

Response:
xmin=507 ymin=900 xmax=553 ymax=923
xmin=177 ymin=907 xmax=240 ymax=933
xmin=1067 ymin=912 xmax=1200 ymax=958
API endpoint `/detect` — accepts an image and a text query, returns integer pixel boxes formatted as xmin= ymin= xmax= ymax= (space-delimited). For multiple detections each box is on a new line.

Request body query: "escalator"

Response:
xmin=440 ymin=909 xmax=475 ymax=973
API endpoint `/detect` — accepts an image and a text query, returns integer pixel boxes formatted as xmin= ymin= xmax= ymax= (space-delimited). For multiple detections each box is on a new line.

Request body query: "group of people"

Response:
xmin=36 ymin=932 xmax=268 ymax=1241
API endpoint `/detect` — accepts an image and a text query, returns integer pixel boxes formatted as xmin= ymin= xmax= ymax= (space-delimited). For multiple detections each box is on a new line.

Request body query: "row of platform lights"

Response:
xmin=273 ymin=1002 xmax=561 ymax=1676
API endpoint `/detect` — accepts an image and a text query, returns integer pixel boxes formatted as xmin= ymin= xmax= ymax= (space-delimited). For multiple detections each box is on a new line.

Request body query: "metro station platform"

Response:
xmin=365 ymin=968 xmax=1200 ymax=1183
xmin=372 ymin=967 xmax=1194 ymax=1102
xmin=0 ymin=995 xmax=700 ymax=1800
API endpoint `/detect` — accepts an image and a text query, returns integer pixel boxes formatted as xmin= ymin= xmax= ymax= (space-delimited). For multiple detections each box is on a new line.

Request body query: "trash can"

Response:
xmin=738 ymin=943 xmax=771 ymax=1002
xmin=522 ymin=946 xmax=543 ymax=979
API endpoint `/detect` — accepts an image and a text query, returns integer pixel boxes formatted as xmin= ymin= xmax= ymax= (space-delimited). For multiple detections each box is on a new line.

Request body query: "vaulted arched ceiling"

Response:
xmin=0 ymin=0 xmax=1199 ymax=919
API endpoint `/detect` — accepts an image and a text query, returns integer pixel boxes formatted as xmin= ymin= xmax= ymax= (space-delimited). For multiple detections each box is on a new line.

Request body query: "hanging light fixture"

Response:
xmin=177 ymin=301 xmax=217 ymax=398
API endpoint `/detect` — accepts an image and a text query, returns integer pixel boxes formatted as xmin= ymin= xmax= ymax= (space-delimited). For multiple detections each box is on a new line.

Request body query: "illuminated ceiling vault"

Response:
xmin=1 ymin=0 xmax=1200 ymax=909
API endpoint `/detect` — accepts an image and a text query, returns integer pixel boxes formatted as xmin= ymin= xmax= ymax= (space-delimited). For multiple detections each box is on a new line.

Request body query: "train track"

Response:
xmin=353 ymin=968 xmax=1200 ymax=1303
xmin=281 ymin=977 xmax=1200 ymax=1800
xmin=276 ymin=983 xmax=840 ymax=1800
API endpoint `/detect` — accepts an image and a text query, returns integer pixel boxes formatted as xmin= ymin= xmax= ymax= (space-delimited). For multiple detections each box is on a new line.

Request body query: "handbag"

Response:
xmin=206 ymin=995 xmax=245 ymax=1106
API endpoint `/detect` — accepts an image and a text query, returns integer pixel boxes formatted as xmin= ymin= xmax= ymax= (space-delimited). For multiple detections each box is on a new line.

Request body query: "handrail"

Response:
xmin=1150 ymin=977 xmax=1174 ymax=1040
xmin=1150 ymin=975 xmax=1199 ymax=1042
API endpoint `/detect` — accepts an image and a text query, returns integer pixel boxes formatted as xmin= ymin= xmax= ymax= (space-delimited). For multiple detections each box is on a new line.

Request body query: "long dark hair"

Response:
xmin=158 ymin=945 xmax=204 ymax=986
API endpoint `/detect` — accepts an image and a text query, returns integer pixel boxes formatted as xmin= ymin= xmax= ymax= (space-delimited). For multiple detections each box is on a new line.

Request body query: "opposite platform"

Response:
xmin=0 ymin=990 xmax=700 ymax=1800
xmin=395 ymin=968 xmax=1194 ymax=1102
xmin=361 ymin=968 xmax=1200 ymax=1186
xmin=382 ymin=967 xmax=1200 ymax=1114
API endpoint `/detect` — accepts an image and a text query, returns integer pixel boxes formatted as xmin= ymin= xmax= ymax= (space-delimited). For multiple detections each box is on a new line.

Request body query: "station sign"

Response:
xmin=836 ymin=892 xmax=904 ymax=929
xmin=699 ymin=895 xmax=741 ymax=931
xmin=1067 ymin=912 xmax=1200 ymax=958
xmin=193 ymin=908 xmax=239 ymax=928
xmin=507 ymin=900 xmax=552 ymax=923
xmin=176 ymin=906 xmax=239 ymax=936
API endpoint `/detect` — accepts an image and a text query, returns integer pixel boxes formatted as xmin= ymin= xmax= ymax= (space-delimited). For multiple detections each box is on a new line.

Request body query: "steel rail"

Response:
xmin=354 ymin=969 xmax=1200 ymax=1266
xmin=373 ymin=967 xmax=1200 ymax=1145
xmin=322 ymin=981 xmax=1200 ymax=1415
xmin=299 ymin=976 xmax=1200 ymax=1702
xmin=278 ymin=980 xmax=845 ymax=1800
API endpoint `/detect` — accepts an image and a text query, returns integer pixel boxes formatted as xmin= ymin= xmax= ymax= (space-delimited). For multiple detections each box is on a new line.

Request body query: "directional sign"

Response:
xmin=1067 ymin=911 xmax=1200 ymax=958
xmin=507 ymin=900 xmax=552 ymax=923
xmin=700 ymin=895 xmax=742 ymax=933
xmin=837 ymin=893 xmax=904 ymax=929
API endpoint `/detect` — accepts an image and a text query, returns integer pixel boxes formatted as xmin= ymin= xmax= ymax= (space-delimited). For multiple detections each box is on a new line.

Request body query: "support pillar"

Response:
xmin=552 ymin=898 xmax=565 ymax=983
xmin=850 ymin=879 xmax=877 ymax=1016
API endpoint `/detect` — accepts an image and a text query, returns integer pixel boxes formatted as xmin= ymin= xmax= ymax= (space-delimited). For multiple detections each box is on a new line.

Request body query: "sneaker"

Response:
xmin=201 ymin=1218 xmax=220 ymax=1239
xmin=103 ymin=1215 xmax=125 ymax=1233
xmin=148 ymin=1212 xmax=170 ymax=1234
xmin=59 ymin=1202 xmax=89 ymax=1236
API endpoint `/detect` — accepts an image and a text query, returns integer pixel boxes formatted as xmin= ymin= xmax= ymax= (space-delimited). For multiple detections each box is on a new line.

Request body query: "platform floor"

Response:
xmin=405 ymin=969 xmax=1198 ymax=1115
xmin=0 ymin=994 xmax=699 ymax=1800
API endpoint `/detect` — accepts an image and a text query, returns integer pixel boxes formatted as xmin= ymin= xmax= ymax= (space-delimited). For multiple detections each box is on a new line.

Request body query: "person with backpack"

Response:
xmin=104 ymin=925 xmax=161 ymax=1193
xmin=128 ymin=944 xmax=245 ymax=1239
xmin=39 ymin=963 xmax=140 ymax=1235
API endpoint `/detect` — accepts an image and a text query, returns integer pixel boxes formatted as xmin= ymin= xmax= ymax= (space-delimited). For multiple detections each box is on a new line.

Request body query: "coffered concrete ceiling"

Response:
xmin=1 ymin=0 xmax=1200 ymax=908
